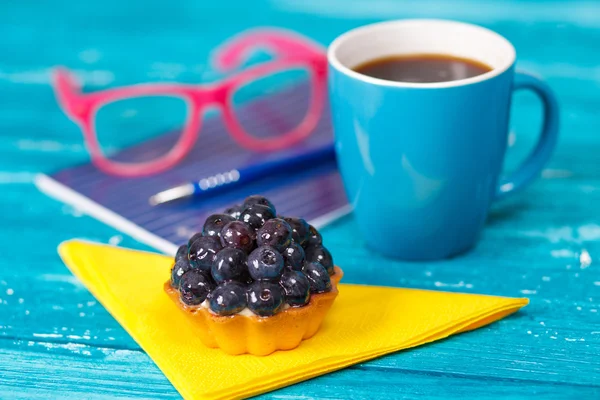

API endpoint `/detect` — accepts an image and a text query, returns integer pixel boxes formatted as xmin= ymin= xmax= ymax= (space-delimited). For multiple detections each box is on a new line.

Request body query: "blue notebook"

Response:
xmin=35 ymin=84 xmax=350 ymax=255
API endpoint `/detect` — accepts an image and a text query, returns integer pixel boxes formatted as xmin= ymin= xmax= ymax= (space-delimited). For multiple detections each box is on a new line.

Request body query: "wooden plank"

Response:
xmin=1 ymin=0 xmax=600 ymax=397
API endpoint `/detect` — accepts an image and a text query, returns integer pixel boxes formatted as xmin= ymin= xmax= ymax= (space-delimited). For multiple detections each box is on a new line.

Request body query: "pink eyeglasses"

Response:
xmin=53 ymin=29 xmax=327 ymax=177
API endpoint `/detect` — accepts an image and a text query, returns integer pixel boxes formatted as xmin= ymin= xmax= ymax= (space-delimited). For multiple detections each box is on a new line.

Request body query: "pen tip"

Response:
xmin=148 ymin=184 xmax=195 ymax=206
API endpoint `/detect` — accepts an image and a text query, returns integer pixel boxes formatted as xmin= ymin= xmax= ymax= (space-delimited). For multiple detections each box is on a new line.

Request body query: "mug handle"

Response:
xmin=495 ymin=71 xmax=560 ymax=200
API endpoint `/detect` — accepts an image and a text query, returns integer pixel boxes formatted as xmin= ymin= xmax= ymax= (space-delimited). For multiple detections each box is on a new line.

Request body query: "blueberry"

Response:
xmin=247 ymin=281 xmax=284 ymax=317
xmin=282 ymin=242 xmax=305 ymax=271
xmin=188 ymin=232 xmax=204 ymax=247
xmin=179 ymin=270 xmax=215 ymax=306
xmin=304 ymin=225 xmax=322 ymax=248
xmin=224 ymin=204 xmax=243 ymax=219
xmin=247 ymin=245 xmax=284 ymax=281
xmin=175 ymin=244 xmax=188 ymax=264
xmin=305 ymin=245 xmax=334 ymax=275
xmin=256 ymin=218 xmax=292 ymax=251
xmin=279 ymin=270 xmax=311 ymax=307
xmin=208 ymin=281 xmax=247 ymax=316
xmin=170 ymin=258 xmax=191 ymax=288
xmin=283 ymin=217 xmax=310 ymax=245
xmin=212 ymin=247 xmax=248 ymax=283
xmin=220 ymin=221 xmax=255 ymax=253
xmin=302 ymin=261 xmax=331 ymax=293
xmin=188 ymin=236 xmax=222 ymax=271
xmin=243 ymin=195 xmax=276 ymax=214
xmin=239 ymin=204 xmax=275 ymax=231
xmin=203 ymin=213 xmax=235 ymax=238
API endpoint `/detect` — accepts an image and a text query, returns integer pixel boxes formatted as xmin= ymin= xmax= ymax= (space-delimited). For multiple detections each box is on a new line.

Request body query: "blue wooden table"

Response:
xmin=1 ymin=0 xmax=599 ymax=398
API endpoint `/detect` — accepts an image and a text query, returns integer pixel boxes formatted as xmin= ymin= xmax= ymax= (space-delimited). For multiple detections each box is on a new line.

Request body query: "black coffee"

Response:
xmin=353 ymin=54 xmax=492 ymax=83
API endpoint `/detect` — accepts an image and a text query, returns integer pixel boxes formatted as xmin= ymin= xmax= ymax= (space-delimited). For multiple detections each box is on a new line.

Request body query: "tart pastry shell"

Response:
xmin=164 ymin=266 xmax=343 ymax=356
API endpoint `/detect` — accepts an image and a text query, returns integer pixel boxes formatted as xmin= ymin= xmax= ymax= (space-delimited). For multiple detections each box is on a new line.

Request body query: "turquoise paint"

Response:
xmin=0 ymin=0 xmax=598 ymax=398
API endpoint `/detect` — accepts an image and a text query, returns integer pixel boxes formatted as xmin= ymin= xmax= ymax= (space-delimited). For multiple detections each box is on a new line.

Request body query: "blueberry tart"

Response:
xmin=165 ymin=195 xmax=342 ymax=356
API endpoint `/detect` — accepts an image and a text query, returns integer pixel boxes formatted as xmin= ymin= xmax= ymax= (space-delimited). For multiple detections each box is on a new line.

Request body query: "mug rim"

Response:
xmin=327 ymin=19 xmax=516 ymax=89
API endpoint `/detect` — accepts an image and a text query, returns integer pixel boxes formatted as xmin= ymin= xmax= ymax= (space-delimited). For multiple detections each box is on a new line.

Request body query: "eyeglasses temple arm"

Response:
xmin=52 ymin=67 xmax=85 ymax=118
xmin=212 ymin=28 xmax=326 ymax=73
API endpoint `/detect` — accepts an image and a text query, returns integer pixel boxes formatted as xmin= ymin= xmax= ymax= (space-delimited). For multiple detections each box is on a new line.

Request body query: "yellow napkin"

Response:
xmin=58 ymin=240 xmax=528 ymax=400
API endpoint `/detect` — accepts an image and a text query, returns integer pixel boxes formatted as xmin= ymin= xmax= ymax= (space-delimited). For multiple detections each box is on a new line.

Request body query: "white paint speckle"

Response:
xmin=77 ymin=303 xmax=83 ymax=308
xmin=577 ymin=306 xmax=582 ymax=311
xmin=424 ymin=271 xmax=432 ymax=277
xmin=521 ymin=289 xmax=537 ymax=295
xmin=551 ymin=249 xmax=576 ymax=258
xmin=62 ymin=205 xmax=84 ymax=217
xmin=40 ymin=274 xmax=83 ymax=288
xmin=550 ymin=336 xmax=557 ymax=339
xmin=593 ymin=282 xmax=600 ymax=286
xmin=120 ymin=109 xmax=138 ymax=118
xmin=78 ymin=49 xmax=102 ymax=64
xmin=33 ymin=333 xmax=63 ymax=338
xmin=591 ymin=309 xmax=598 ymax=313
xmin=18 ymin=298 xmax=24 ymax=304
xmin=574 ymin=273 xmax=580 ymax=278
xmin=86 ymin=301 xmax=96 ymax=307
xmin=61 ymin=327 xmax=68 ymax=331
xmin=542 ymin=276 xmax=551 ymax=282
xmin=25 ymin=310 xmax=30 ymax=315
xmin=6 ymin=289 xmax=14 ymax=296
xmin=107 ymin=337 xmax=115 ymax=341
xmin=534 ymin=334 xmax=539 ymax=338
xmin=81 ymin=350 xmax=92 ymax=356
xmin=580 ymin=249 xmax=592 ymax=268
xmin=52 ymin=305 xmax=64 ymax=311
xmin=527 ymin=330 xmax=532 ymax=334
xmin=578 ymin=224 xmax=600 ymax=242
xmin=565 ymin=338 xmax=578 ymax=342
xmin=79 ymin=312 xmax=85 ymax=317
xmin=17 ymin=139 xmax=84 ymax=153
xmin=108 ymin=235 xmax=123 ymax=246
xmin=434 ymin=281 xmax=472 ymax=288
xmin=0 ymin=172 xmax=36 ymax=184
xmin=540 ymin=321 xmax=546 ymax=326
xmin=465 ymin=283 xmax=474 ymax=289
xmin=542 ymin=169 xmax=573 ymax=179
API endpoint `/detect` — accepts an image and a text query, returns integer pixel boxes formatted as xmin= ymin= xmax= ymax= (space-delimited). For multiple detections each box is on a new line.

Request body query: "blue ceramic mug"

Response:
xmin=328 ymin=19 xmax=559 ymax=260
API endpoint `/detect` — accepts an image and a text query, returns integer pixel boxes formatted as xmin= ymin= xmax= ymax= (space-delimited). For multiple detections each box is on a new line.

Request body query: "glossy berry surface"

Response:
xmin=247 ymin=281 xmax=284 ymax=317
xmin=179 ymin=270 xmax=215 ymax=306
xmin=224 ymin=204 xmax=243 ymax=219
xmin=256 ymin=218 xmax=292 ymax=251
xmin=188 ymin=236 xmax=222 ymax=271
xmin=279 ymin=269 xmax=311 ymax=307
xmin=282 ymin=242 xmax=305 ymax=271
xmin=304 ymin=225 xmax=323 ymax=248
xmin=170 ymin=258 xmax=191 ymax=288
xmin=212 ymin=247 xmax=248 ymax=283
xmin=303 ymin=261 xmax=332 ymax=293
xmin=220 ymin=220 xmax=255 ymax=253
xmin=175 ymin=244 xmax=188 ymax=264
xmin=247 ymin=245 xmax=284 ymax=281
xmin=243 ymin=195 xmax=276 ymax=214
xmin=305 ymin=245 xmax=334 ymax=275
xmin=283 ymin=217 xmax=310 ymax=245
xmin=208 ymin=281 xmax=247 ymax=316
xmin=239 ymin=204 xmax=275 ymax=231
xmin=203 ymin=213 xmax=235 ymax=238
xmin=187 ymin=232 xmax=204 ymax=247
